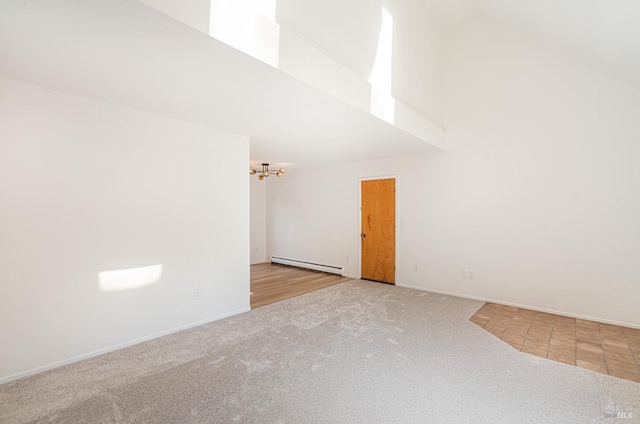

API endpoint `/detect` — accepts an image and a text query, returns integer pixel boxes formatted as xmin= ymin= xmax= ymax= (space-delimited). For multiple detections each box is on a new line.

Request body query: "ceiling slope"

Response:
xmin=426 ymin=0 xmax=640 ymax=91
xmin=423 ymin=0 xmax=477 ymax=26
xmin=474 ymin=0 xmax=640 ymax=92
xmin=0 ymin=0 xmax=441 ymax=170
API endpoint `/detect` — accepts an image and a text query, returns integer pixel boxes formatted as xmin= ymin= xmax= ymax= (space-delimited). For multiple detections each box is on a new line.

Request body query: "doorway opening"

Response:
xmin=250 ymin=263 xmax=351 ymax=308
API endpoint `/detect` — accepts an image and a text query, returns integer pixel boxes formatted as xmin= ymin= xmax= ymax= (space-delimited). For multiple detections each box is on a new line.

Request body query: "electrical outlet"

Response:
xmin=345 ymin=256 xmax=350 ymax=262
xmin=194 ymin=289 xmax=201 ymax=300
xmin=413 ymin=264 xmax=419 ymax=272
xmin=462 ymin=269 xmax=476 ymax=279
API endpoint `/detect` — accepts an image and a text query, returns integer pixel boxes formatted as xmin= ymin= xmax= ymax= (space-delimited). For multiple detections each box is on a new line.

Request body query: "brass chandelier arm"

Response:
xmin=249 ymin=163 xmax=286 ymax=179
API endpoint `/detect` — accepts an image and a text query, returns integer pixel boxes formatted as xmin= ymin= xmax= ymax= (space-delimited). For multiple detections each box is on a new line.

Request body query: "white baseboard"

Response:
xmin=271 ymin=256 xmax=345 ymax=276
xmin=396 ymin=283 xmax=640 ymax=330
xmin=0 ymin=307 xmax=251 ymax=385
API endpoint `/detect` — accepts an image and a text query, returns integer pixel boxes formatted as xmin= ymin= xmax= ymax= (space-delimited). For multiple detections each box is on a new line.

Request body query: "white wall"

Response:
xmin=266 ymin=17 xmax=640 ymax=327
xmin=276 ymin=0 xmax=444 ymax=126
xmin=278 ymin=28 xmax=372 ymax=112
xmin=250 ymin=176 xmax=267 ymax=264
xmin=0 ymin=78 xmax=250 ymax=382
xmin=437 ymin=16 xmax=640 ymax=326
xmin=266 ymin=159 xmax=408 ymax=279
xmin=138 ymin=0 xmax=210 ymax=33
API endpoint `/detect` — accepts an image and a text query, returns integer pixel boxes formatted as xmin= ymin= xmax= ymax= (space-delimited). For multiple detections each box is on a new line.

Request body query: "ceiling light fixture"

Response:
xmin=249 ymin=163 xmax=285 ymax=180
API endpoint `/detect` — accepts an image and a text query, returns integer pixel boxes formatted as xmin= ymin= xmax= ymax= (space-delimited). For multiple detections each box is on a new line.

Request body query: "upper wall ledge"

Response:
xmin=140 ymin=0 xmax=446 ymax=151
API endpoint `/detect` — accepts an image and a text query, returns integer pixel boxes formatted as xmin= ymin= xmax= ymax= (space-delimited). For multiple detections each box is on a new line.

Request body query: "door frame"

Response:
xmin=358 ymin=174 xmax=399 ymax=284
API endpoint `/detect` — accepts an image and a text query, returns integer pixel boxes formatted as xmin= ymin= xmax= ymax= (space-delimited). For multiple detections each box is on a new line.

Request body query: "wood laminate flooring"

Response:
xmin=250 ymin=263 xmax=352 ymax=308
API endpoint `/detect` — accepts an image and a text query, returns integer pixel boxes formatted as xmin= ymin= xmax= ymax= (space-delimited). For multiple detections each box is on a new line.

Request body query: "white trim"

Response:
xmin=358 ymin=175 xmax=399 ymax=285
xmin=0 ymin=307 xmax=251 ymax=385
xmin=397 ymin=283 xmax=640 ymax=330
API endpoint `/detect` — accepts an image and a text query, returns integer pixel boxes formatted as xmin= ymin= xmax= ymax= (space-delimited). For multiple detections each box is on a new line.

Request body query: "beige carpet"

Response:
xmin=1 ymin=280 xmax=638 ymax=423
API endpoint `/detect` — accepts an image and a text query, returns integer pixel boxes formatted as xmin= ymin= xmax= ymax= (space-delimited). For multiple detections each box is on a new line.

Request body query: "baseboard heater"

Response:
xmin=270 ymin=256 xmax=345 ymax=276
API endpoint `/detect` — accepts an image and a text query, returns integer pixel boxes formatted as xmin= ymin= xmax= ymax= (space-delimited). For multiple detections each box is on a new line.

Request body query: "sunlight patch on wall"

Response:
xmin=368 ymin=8 xmax=395 ymax=124
xmin=209 ymin=0 xmax=280 ymax=67
xmin=99 ymin=264 xmax=163 ymax=292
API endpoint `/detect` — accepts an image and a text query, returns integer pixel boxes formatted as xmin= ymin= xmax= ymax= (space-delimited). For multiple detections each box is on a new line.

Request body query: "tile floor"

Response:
xmin=470 ymin=303 xmax=640 ymax=383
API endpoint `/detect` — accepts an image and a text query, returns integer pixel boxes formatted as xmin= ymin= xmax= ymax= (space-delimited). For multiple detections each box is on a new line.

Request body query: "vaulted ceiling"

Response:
xmin=1 ymin=1 xmax=638 ymax=173
xmin=425 ymin=0 xmax=640 ymax=91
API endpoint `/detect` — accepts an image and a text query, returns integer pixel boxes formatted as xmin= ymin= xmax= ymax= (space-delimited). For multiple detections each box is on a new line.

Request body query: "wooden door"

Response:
xmin=361 ymin=178 xmax=395 ymax=284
